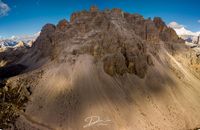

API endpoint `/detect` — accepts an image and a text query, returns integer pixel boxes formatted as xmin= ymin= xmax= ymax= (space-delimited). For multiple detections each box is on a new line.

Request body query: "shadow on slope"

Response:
xmin=23 ymin=55 xmax=177 ymax=130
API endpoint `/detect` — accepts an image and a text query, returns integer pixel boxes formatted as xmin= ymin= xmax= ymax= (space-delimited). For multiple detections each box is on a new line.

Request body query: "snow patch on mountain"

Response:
xmin=168 ymin=22 xmax=200 ymax=43
xmin=0 ymin=32 xmax=40 ymax=49
xmin=174 ymin=27 xmax=200 ymax=36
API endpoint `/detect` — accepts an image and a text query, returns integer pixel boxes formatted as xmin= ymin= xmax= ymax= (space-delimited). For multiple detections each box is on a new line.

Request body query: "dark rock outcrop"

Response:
xmin=196 ymin=35 xmax=200 ymax=44
xmin=0 ymin=64 xmax=27 ymax=78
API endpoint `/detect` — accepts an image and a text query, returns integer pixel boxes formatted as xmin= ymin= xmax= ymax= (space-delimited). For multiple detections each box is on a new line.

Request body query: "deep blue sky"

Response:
xmin=0 ymin=0 xmax=199 ymax=38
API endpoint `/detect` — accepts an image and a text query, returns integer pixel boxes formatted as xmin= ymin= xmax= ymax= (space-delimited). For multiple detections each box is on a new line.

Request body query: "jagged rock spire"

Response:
xmin=90 ymin=6 xmax=98 ymax=12
xmin=57 ymin=19 xmax=69 ymax=30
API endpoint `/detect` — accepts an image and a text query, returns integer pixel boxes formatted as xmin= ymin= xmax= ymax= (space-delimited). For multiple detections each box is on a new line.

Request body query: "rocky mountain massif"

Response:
xmin=0 ymin=7 xmax=200 ymax=130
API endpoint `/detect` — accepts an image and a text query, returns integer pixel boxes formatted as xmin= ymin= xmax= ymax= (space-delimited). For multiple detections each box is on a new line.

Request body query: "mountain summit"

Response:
xmin=0 ymin=7 xmax=200 ymax=130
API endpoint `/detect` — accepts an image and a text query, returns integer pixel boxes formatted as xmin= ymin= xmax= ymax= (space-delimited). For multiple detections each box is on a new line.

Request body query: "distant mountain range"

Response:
xmin=0 ymin=32 xmax=40 ymax=49
xmin=168 ymin=22 xmax=200 ymax=43
xmin=0 ymin=39 xmax=33 ymax=48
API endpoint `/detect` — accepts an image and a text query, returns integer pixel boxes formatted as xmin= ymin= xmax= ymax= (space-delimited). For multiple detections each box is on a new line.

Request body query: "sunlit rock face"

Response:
xmin=57 ymin=19 xmax=69 ymax=30
xmin=153 ymin=17 xmax=184 ymax=43
xmin=30 ymin=6 xmax=187 ymax=78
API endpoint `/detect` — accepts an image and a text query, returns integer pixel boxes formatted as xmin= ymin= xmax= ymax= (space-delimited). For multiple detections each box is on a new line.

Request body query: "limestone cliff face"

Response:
xmin=28 ymin=7 xmax=187 ymax=78
xmin=0 ymin=7 xmax=194 ymax=80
